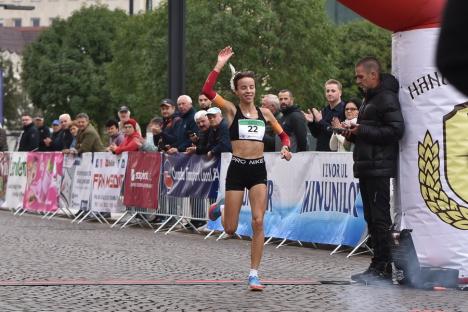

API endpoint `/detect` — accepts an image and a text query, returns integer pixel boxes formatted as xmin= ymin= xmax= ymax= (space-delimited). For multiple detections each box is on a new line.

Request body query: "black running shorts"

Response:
xmin=225 ymin=155 xmax=267 ymax=191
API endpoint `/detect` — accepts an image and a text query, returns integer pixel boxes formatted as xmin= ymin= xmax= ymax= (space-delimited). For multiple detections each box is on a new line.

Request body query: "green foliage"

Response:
xmin=22 ymin=6 xmax=128 ymax=129
xmin=335 ymin=20 xmax=392 ymax=100
xmin=186 ymin=0 xmax=340 ymax=108
xmin=107 ymin=8 xmax=168 ymax=122
xmin=0 ymin=57 xmax=29 ymax=129
xmin=22 ymin=1 xmax=391 ymax=128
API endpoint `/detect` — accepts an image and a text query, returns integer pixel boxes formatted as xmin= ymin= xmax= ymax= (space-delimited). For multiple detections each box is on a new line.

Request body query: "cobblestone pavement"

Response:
xmin=0 ymin=210 xmax=466 ymax=312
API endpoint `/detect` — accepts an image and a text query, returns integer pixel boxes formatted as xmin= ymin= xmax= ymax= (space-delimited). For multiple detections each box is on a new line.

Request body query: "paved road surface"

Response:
xmin=0 ymin=211 xmax=466 ymax=311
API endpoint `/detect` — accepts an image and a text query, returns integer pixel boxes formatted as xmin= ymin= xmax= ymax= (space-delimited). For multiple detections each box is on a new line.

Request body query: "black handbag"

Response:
xmin=390 ymin=229 xmax=459 ymax=289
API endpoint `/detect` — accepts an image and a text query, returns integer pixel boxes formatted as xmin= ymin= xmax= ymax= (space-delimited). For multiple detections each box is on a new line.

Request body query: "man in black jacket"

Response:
xmin=305 ymin=80 xmax=345 ymax=151
xmin=205 ymin=107 xmax=232 ymax=158
xmin=168 ymin=95 xmax=198 ymax=154
xmin=185 ymin=110 xmax=210 ymax=155
xmin=278 ymin=89 xmax=308 ymax=152
xmin=34 ymin=116 xmax=51 ymax=151
xmin=345 ymin=57 xmax=405 ymax=283
xmin=18 ymin=114 xmax=39 ymax=152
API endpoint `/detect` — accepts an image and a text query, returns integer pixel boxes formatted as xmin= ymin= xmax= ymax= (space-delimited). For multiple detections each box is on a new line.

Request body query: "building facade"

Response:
xmin=0 ymin=0 xmax=160 ymax=27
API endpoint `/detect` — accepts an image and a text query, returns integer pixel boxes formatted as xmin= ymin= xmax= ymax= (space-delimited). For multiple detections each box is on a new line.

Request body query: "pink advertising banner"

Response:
xmin=23 ymin=152 xmax=64 ymax=212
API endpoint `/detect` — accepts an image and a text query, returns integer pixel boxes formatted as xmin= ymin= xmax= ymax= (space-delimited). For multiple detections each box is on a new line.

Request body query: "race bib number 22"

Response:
xmin=238 ymin=119 xmax=265 ymax=141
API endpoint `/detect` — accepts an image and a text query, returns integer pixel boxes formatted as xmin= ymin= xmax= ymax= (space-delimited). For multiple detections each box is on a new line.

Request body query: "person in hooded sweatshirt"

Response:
xmin=343 ymin=57 xmax=405 ymax=284
xmin=277 ymin=89 xmax=309 ymax=152
xmin=109 ymin=118 xmax=141 ymax=155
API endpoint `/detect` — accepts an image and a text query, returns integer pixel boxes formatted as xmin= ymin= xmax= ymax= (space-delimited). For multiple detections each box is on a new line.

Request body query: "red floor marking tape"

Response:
xmin=0 ymin=279 xmax=322 ymax=286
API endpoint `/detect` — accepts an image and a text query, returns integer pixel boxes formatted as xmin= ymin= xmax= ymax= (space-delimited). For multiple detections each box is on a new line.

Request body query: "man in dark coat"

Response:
xmin=34 ymin=116 xmax=51 ymax=151
xmin=278 ymin=89 xmax=308 ymax=152
xmin=168 ymin=95 xmax=198 ymax=154
xmin=345 ymin=57 xmax=405 ymax=283
xmin=18 ymin=114 xmax=39 ymax=152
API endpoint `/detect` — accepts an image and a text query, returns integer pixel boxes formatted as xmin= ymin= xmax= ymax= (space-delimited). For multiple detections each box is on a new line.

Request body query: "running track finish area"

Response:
xmin=0 ymin=211 xmax=466 ymax=312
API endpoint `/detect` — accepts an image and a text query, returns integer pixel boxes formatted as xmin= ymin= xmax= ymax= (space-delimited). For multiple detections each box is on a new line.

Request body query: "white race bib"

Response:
xmin=238 ymin=119 xmax=265 ymax=141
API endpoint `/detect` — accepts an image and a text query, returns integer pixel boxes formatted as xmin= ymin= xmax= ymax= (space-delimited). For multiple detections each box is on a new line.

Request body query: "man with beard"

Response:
xmin=278 ymin=90 xmax=308 ymax=152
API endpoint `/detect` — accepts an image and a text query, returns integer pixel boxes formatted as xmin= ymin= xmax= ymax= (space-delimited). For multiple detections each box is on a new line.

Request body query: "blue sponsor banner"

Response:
xmin=208 ymin=152 xmax=366 ymax=247
xmin=161 ymin=153 xmax=219 ymax=198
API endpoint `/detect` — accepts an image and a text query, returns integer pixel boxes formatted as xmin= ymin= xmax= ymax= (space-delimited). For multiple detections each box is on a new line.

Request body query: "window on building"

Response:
xmin=31 ymin=18 xmax=40 ymax=27
xmin=13 ymin=18 xmax=22 ymax=28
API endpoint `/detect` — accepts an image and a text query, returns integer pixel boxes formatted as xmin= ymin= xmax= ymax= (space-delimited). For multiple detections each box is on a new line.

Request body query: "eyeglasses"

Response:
xmin=345 ymin=108 xmax=358 ymax=111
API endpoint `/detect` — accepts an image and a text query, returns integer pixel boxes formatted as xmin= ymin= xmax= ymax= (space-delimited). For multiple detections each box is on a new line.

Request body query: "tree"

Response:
xmin=186 ymin=0 xmax=340 ymax=108
xmin=0 ymin=57 xmax=29 ymax=129
xmin=107 ymin=0 xmax=339 ymax=123
xmin=22 ymin=6 xmax=128 ymax=129
xmin=335 ymin=20 xmax=392 ymax=100
xmin=107 ymin=10 xmax=168 ymax=122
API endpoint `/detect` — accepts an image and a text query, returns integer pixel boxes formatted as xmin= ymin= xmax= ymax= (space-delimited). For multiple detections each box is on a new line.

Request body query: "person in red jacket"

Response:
xmin=108 ymin=118 xmax=141 ymax=155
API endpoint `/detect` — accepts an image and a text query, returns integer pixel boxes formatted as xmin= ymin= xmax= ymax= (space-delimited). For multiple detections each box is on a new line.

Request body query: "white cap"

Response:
xmin=206 ymin=107 xmax=222 ymax=115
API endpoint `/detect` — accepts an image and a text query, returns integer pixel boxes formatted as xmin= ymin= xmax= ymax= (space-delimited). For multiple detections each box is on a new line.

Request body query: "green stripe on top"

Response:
xmin=238 ymin=120 xmax=265 ymax=127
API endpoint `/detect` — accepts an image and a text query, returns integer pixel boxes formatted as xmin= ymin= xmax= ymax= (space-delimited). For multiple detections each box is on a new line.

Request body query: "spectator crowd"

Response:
xmin=12 ymin=79 xmax=369 ymax=156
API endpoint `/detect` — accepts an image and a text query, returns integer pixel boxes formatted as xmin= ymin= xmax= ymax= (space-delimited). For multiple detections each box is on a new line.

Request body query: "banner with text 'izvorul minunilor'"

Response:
xmin=208 ymin=152 xmax=365 ymax=247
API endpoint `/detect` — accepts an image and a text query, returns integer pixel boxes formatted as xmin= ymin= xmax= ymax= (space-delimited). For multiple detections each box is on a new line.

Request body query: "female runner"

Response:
xmin=202 ymin=46 xmax=292 ymax=291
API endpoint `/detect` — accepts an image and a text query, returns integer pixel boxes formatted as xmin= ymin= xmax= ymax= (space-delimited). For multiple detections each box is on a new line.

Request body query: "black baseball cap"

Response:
xmin=160 ymin=98 xmax=175 ymax=107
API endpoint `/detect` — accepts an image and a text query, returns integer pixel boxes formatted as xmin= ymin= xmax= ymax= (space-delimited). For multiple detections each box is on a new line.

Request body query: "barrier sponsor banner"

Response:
xmin=60 ymin=154 xmax=80 ymax=209
xmin=91 ymin=152 xmax=127 ymax=213
xmin=161 ymin=153 xmax=219 ymax=199
xmin=2 ymin=152 xmax=27 ymax=209
xmin=123 ymin=152 xmax=161 ymax=209
xmin=0 ymin=152 xmax=10 ymax=205
xmin=71 ymin=153 xmax=93 ymax=211
xmin=209 ymin=152 xmax=365 ymax=247
xmin=23 ymin=152 xmax=64 ymax=212
xmin=394 ymin=29 xmax=468 ymax=276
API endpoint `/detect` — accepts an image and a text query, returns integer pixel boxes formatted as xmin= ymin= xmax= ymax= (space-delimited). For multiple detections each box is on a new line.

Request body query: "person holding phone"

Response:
xmin=329 ymin=98 xmax=361 ymax=152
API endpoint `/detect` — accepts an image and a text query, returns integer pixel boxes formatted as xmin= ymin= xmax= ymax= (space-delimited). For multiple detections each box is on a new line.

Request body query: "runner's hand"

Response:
xmin=215 ymin=46 xmax=234 ymax=71
xmin=280 ymin=146 xmax=292 ymax=161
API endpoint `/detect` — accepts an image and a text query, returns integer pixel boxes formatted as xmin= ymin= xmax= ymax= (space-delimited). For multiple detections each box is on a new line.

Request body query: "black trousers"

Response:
xmin=359 ymin=177 xmax=392 ymax=267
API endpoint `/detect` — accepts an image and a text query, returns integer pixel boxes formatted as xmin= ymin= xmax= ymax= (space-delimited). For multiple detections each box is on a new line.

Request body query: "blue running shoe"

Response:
xmin=208 ymin=203 xmax=222 ymax=221
xmin=248 ymin=276 xmax=265 ymax=291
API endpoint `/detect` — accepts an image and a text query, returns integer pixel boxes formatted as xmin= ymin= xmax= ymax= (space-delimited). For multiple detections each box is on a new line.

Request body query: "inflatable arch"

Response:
xmin=338 ymin=0 xmax=468 ymax=278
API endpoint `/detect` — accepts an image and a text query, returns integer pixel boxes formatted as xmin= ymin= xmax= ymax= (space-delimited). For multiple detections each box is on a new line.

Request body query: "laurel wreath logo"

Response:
xmin=418 ymin=131 xmax=468 ymax=230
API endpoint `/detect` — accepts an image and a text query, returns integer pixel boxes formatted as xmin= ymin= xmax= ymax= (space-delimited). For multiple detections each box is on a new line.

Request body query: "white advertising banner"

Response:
xmin=393 ymin=28 xmax=468 ymax=277
xmin=90 ymin=152 xmax=127 ymax=213
xmin=70 ymin=153 xmax=93 ymax=211
xmin=60 ymin=154 xmax=80 ymax=209
xmin=2 ymin=152 xmax=27 ymax=209
xmin=209 ymin=152 xmax=365 ymax=246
